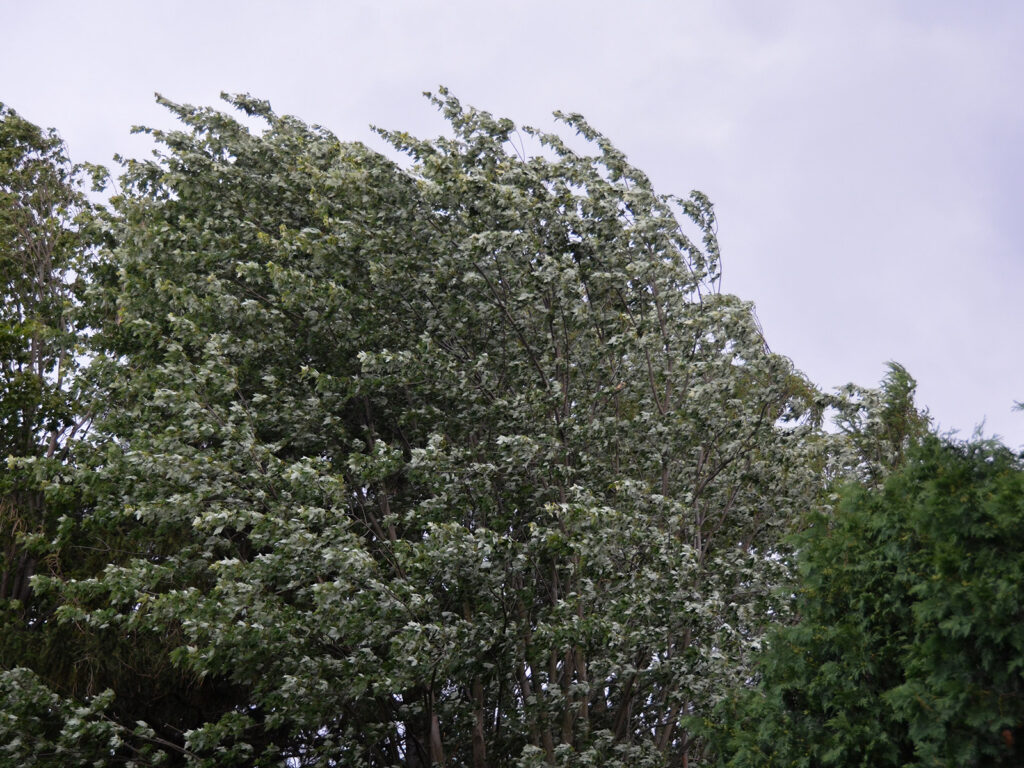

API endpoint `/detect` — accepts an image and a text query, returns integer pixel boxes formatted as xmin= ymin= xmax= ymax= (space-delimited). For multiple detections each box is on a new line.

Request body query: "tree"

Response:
xmin=0 ymin=103 xmax=157 ymax=768
xmin=0 ymin=100 xmax=107 ymax=684
xmin=0 ymin=102 xmax=89 ymax=602
xmin=712 ymin=435 xmax=1024 ymax=767
xmin=4 ymin=92 xmax=827 ymax=766
xmin=825 ymin=362 xmax=930 ymax=488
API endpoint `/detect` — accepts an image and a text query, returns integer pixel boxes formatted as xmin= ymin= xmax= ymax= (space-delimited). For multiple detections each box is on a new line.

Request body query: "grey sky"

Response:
xmin=4 ymin=0 xmax=1022 ymax=446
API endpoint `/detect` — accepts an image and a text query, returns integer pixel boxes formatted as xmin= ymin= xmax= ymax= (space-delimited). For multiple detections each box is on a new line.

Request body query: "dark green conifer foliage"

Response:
xmin=713 ymin=436 xmax=1024 ymax=767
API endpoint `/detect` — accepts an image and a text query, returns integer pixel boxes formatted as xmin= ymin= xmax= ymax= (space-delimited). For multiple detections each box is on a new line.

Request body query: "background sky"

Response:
xmin=4 ymin=0 xmax=1023 ymax=447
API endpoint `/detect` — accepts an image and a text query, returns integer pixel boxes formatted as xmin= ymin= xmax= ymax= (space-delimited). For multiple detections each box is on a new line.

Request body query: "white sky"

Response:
xmin=4 ymin=0 xmax=1023 ymax=447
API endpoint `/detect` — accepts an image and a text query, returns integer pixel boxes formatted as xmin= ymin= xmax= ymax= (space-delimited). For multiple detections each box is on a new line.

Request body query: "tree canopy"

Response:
xmin=0 ymin=92 xmax=972 ymax=767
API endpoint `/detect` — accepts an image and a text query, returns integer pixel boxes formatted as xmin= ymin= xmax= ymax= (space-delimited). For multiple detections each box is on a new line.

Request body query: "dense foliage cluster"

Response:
xmin=0 ymin=102 xmax=102 ymax=727
xmin=713 ymin=437 xmax=1024 ymax=767
xmin=0 ymin=92 xmax=1016 ymax=767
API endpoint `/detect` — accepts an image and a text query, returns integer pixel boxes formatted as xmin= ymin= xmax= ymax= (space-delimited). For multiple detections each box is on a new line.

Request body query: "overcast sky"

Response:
xmin=5 ymin=0 xmax=1023 ymax=446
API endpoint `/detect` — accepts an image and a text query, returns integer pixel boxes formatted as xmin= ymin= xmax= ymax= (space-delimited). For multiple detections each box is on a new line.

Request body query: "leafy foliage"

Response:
xmin=6 ymin=91 xmax=963 ymax=767
xmin=826 ymin=362 xmax=930 ymax=487
xmin=0 ymin=103 xmax=109 ymax=705
xmin=0 ymin=102 xmax=92 ymax=595
xmin=0 ymin=91 xmax=833 ymax=766
xmin=712 ymin=436 xmax=1024 ymax=767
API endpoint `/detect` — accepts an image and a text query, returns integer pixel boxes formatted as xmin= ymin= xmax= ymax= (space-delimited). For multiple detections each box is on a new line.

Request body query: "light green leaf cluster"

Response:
xmin=824 ymin=362 xmax=930 ymax=488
